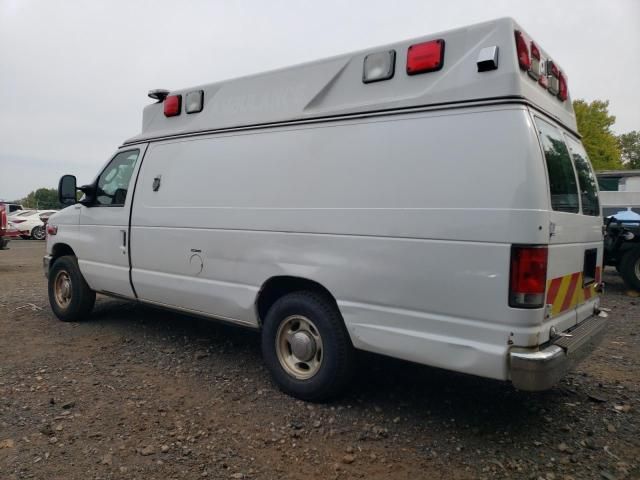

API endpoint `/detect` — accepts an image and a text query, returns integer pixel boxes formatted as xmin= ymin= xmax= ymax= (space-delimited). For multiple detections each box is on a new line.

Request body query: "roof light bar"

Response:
xmin=514 ymin=31 xmax=567 ymax=102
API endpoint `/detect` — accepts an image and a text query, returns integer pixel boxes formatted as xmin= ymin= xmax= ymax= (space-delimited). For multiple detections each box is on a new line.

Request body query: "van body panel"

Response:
xmin=126 ymin=106 xmax=550 ymax=381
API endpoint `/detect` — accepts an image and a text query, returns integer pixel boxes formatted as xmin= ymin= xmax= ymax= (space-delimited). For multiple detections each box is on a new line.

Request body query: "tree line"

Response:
xmin=574 ymin=99 xmax=639 ymax=170
xmin=10 ymin=188 xmax=63 ymax=210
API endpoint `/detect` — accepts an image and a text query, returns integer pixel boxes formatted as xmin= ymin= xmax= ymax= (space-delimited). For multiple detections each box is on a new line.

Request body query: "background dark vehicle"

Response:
xmin=604 ymin=216 xmax=640 ymax=290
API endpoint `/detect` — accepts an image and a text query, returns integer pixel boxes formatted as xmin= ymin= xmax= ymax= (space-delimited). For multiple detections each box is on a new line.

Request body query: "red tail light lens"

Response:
xmin=514 ymin=31 xmax=530 ymax=71
xmin=163 ymin=95 xmax=182 ymax=117
xmin=509 ymin=245 xmax=548 ymax=308
xmin=46 ymin=224 xmax=58 ymax=236
xmin=406 ymin=39 xmax=445 ymax=75
xmin=0 ymin=209 xmax=6 ymax=229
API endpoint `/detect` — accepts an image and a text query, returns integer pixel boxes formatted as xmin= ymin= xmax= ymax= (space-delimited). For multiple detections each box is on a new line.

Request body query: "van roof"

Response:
xmin=124 ymin=17 xmax=576 ymax=145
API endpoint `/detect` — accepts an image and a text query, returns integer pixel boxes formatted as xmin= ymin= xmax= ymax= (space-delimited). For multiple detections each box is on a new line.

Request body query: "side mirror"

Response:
xmin=58 ymin=175 xmax=78 ymax=205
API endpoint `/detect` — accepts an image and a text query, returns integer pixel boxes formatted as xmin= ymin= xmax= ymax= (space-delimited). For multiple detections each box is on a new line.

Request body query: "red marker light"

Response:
xmin=163 ymin=95 xmax=182 ymax=117
xmin=558 ymin=71 xmax=568 ymax=101
xmin=406 ymin=39 xmax=445 ymax=75
xmin=514 ymin=31 xmax=530 ymax=71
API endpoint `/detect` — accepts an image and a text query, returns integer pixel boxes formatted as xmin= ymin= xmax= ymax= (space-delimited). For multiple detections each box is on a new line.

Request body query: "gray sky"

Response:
xmin=1 ymin=0 xmax=639 ymax=201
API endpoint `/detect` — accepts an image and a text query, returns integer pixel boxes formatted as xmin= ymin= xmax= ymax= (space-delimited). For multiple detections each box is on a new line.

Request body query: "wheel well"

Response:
xmin=256 ymin=276 xmax=338 ymax=325
xmin=51 ymin=243 xmax=76 ymax=262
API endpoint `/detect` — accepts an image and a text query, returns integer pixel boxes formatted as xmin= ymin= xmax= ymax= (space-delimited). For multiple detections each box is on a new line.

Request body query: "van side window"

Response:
xmin=535 ymin=118 xmax=579 ymax=213
xmin=565 ymin=137 xmax=600 ymax=216
xmin=96 ymin=150 xmax=140 ymax=206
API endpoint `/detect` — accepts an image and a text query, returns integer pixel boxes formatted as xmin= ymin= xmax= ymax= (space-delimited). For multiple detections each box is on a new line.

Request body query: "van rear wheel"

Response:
xmin=619 ymin=247 xmax=640 ymax=291
xmin=261 ymin=291 xmax=355 ymax=401
xmin=48 ymin=255 xmax=96 ymax=322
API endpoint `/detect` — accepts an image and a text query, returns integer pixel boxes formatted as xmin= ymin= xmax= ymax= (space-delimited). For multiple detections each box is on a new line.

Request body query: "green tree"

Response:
xmin=21 ymin=188 xmax=62 ymax=209
xmin=618 ymin=131 xmax=640 ymax=169
xmin=573 ymin=99 xmax=622 ymax=170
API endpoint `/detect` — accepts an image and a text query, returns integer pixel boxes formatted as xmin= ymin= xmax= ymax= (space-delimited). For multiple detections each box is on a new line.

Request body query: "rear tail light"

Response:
xmin=46 ymin=224 xmax=58 ymax=236
xmin=406 ymin=39 xmax=445 ymax=75
xmin=163 ymin=95 xmax=182 ymax=117
xmin=11 ymin=219 xmax=26 ymax=224
xmin=514 ymin=31 xmax=530 ymax=71
xmin=509 ymin=245 xmax=548 ymax=308
xmin=0 ymin=209 xmax=6 ymax=230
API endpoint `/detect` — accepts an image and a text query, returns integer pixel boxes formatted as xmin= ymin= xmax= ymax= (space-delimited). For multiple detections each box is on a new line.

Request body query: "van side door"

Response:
xmin=75 ymin=146 xmax=147 ymax=298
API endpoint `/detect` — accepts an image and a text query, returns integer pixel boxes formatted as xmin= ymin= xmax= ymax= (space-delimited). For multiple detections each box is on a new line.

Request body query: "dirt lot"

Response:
xmin=1 ymin=241 xmax=638 ymax=480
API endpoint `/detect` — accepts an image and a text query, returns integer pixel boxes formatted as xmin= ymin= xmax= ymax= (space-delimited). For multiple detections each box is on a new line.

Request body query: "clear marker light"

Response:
xmin=362 ymin=50 xmax=396 ymax=84
xmin=185 ymin=90 xmax=204 ymax=114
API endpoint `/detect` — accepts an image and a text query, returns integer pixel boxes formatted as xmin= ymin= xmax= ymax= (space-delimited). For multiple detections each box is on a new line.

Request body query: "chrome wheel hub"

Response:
xmin=290 ymin=331 xmax=316 ymax=361
xmin=275 ymin=315 xmax=323 ymax=380
xmin=54 ymin=271 xmax=72 ymax=308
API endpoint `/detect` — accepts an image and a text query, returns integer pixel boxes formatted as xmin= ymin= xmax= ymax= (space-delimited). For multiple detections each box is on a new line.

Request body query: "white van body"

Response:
xmin=45 ymin=17 xmax=606 ymax=396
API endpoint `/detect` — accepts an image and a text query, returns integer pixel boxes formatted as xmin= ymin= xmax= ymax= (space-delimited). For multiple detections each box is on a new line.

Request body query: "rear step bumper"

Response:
xmin=509 ymin=314 xmax=607 ymax=391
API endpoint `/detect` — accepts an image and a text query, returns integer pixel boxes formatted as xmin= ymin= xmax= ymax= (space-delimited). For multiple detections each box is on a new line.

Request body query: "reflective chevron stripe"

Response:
xmin=546 ymin=266 xmax=601 ymax=316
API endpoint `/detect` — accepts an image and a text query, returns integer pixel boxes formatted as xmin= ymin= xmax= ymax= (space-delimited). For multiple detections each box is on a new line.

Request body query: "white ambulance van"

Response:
xmin=45 ymin=17 xmax=606 ymax=400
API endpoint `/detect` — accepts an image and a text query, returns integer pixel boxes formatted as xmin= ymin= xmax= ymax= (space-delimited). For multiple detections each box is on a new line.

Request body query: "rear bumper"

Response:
xmin=509 ymin=314 xmax=607 ymax=391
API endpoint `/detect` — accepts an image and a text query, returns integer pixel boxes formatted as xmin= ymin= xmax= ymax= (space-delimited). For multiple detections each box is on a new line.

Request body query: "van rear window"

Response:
xmin=535 ymin=118 xmax=579 ymax=213
xmin=565 ymin=137 xmax=600 ymax=216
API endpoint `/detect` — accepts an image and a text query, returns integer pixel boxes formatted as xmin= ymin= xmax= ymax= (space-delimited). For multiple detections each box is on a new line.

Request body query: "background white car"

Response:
xmin=8 ymin=210 xmax=57 ymax=240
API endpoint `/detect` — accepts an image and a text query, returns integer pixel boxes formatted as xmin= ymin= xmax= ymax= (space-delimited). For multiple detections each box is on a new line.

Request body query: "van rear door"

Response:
xmin=534 ymin=116 xmax=603 ymax=335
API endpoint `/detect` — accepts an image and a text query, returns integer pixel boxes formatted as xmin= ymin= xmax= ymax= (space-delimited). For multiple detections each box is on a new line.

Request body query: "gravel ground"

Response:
xmin=1 ymin=241 xmax=638 ymax=480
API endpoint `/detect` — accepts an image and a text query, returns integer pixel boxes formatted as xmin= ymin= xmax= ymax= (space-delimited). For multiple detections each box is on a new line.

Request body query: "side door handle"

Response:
xmin=120 ymin=229 xmax=127 ymax=255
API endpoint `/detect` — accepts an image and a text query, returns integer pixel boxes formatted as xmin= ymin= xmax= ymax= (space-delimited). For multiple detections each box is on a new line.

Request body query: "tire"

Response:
xmin=0 ymin=238 xmax=8 ymax=250
xmin=261 ymin=291 xmax=355 ymax=402
xmin=31 ymin=225 xmax=45 ymax=240
xmin=619 ymin=247 xmax=640 ymax=291
xmin=48 ymin=255 xmax=96 ymax=322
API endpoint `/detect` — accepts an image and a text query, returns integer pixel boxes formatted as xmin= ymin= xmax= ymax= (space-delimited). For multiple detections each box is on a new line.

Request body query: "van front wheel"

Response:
xmin=261 ymin=291 xmax=355 ymax=401
xmin=48 ymin=255 xmax=96 ymax=322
